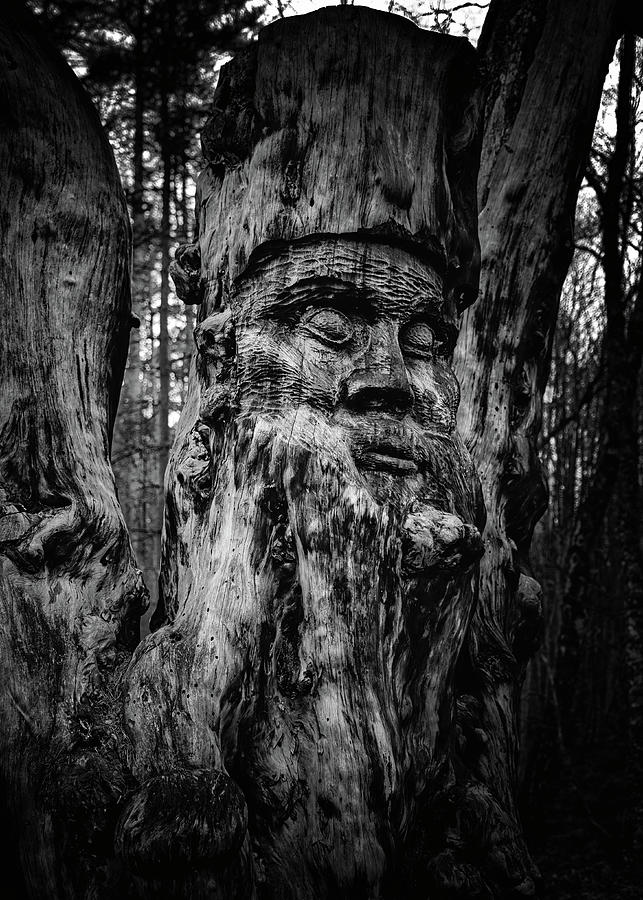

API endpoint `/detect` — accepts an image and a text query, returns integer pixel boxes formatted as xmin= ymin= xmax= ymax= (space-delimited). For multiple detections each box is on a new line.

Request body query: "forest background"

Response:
xmin=27 ymin=0 xmax=643 ymax=896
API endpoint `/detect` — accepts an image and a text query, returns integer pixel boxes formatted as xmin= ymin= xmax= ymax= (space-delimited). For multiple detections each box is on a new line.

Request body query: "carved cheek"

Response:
xmin=234 ymin=325 xmax=344 ymax=415
xmin=407 ymin=358 xmax=460 ymax=433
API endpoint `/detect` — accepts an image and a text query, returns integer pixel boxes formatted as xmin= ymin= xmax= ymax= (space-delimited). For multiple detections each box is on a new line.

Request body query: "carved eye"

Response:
xmin=301 ymin=308 xmax=354 ymax=347
xmin=399 ymin=322 xmax=436 ymax=359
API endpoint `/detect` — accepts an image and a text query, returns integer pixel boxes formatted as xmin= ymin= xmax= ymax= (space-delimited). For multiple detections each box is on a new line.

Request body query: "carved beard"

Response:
xmin=183 ymin=407 xmax=484 ymax=898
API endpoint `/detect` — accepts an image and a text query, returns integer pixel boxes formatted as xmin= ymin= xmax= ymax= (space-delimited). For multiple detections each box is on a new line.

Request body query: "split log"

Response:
xmin=125 ymin=8 xmax=488 ymax=898
xmin=0 ymin=5 xmax=146 ymax=896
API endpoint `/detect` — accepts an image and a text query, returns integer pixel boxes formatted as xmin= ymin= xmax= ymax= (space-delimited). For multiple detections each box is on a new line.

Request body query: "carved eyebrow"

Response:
xmin=271 ymin=277 xmax=374 ymax=316
xmin=252 ymin=274 xmax=447 ymax=323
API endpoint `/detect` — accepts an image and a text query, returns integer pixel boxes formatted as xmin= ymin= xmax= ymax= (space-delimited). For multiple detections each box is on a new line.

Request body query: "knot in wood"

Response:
xmin=170 ymin=241 xmax=204 ymax=305
xmin=402 ymin=505 xmax=484 ymax=575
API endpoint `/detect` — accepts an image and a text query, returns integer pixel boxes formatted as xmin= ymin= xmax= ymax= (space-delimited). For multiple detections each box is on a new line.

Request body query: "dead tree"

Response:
xmin=0 ymin=4 xmax=146 ymax=897
xmin=126 ymin=8 xmax=488 ymax=898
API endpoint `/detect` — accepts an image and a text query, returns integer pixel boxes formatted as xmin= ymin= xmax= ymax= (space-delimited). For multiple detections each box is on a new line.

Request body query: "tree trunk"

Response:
xmin=134 ymin=8 xmax=487 ymax=897
xmin=451 ymin=0 xmax=620 ymax=891
xmin=0 ymin=3 xmax=147 ymax=897
xmin=157 ymin=8 xmax=173 ymax=553
xmin=112 ymin=0 xmax=150 ymax=628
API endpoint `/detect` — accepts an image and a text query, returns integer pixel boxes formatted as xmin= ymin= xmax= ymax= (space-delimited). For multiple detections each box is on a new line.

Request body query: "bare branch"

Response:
xmin=585 ymin=159 xmax=606 ymax=209
xmin=574 ymin=242 xmax=603 ymax=262
xmin=541 ymin=368 xmax=606 ymax=443
xmin=449 ymin=1 xmax=489 ymax=10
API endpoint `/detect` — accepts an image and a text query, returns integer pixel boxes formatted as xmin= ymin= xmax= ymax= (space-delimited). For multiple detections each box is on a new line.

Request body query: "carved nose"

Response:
xmin=342 ymin=323 xmax=414 ymax=413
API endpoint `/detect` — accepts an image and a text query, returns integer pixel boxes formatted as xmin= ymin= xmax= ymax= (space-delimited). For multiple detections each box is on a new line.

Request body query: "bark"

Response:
xmin=140 ymin=9 xmax=489 ymax=897
xmin=451 ymin=0 xmax=620 ymax=892
xmin=0 ymin=4 xmax=147 ymax=896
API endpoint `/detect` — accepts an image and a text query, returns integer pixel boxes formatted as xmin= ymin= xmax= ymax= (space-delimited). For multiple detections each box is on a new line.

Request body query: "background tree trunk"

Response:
xmin=112 ymin=0 xmax=153 ymax=629
xmin=0 ymin=4 xmax=146 ymax=896
xmin=157 ymin=0 xmax=174 ymax=590
xmin=452 ymin=0 xmax=620 ymax=890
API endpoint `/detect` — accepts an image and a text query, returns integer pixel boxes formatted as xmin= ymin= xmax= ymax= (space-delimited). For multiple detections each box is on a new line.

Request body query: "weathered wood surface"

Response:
xmin=0 ymin=5 xmax=146 ymax=896
xmin=128 ymin=8 xmax=487 ymax=897
xmin=451 ymin=0 xmax=622 ymax=893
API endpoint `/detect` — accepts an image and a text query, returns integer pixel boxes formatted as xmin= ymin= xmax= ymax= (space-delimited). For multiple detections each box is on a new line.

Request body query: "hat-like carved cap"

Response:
xmin=196 ymin=7 xmax=481 ymax=310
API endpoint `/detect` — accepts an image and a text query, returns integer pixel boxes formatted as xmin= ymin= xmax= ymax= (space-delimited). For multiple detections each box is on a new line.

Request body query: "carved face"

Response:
xmin=232 ymin=238 xmax=473 ymax=514
xmin=165 ymin=236 xmax=485 ymax=893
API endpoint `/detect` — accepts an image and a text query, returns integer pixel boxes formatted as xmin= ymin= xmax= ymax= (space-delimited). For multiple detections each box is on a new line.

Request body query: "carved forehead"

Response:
xmin=232 ymin=239 xmax=448 ymax=320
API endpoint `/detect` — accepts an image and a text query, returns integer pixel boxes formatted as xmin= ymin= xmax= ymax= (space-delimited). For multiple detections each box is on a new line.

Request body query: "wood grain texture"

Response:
xmin=177 ymin=6 xmax=480 ymax=306
xmin=0 ymin=5 xmax=147 ymax=896
xmin=131 ymin=9 xmax=486 ymax=898
xmin=450 ymin=0 xmax=621 ymax=894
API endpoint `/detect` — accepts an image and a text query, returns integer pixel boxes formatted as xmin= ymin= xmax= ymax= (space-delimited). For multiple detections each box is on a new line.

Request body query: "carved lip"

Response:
xmin=353 ymin=440 xmax=419 ymax=474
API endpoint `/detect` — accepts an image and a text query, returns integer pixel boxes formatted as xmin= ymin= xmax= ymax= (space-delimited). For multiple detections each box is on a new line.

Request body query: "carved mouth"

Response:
xmin=354 ymin=442 xmax=418 ymax=474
